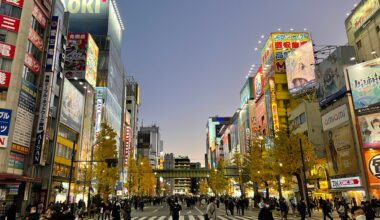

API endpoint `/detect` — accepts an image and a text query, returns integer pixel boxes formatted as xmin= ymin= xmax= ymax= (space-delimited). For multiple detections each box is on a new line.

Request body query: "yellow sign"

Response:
xmin=269 ymin=78 xmax=279 ymax=131
xmin=319 ymin=181 xmax=328 ymax=189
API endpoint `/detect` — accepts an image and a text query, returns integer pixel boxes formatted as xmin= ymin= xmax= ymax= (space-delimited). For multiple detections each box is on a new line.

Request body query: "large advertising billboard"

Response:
xmin=316 ymin=46 xmax=356 ymax=106
xmin=364 ymin=148 xmax=380 ymax=187
xmin=255 ymin=96 xmax=266 ymax=134
xmin=324 ymin=122 xmax=359 ymax=176
xmin=60 ymin=79 xmax=84 ymax=132
xmin=253 ymin=66 xmax=264 ymax=100
xmin=240 ymin=77 xmax=253 ymax=108
xmin=346 ymin=0 xmax=380 ymax=32
xmin=65 ymin=33 xmax=98 ymax=88
xmin=285 ymin=41 xmax=316 ymax=94
xmin=261 ymin=32 xmax=310 ymax=75
xmin=0 ymin=108 xmax=12 ymax=148
xmin=347 ymin=58 xmax=380 ymax=115
xmin=358 ymin=112 xmax=380 ymax=148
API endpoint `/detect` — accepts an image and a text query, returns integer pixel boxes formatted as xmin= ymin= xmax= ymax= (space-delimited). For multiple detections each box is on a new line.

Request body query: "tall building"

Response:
xmin=0 ymin=0 xmax=54 ymax=212
xmin=174 ymin=156 xmax=190 ymax=195
xmin=345 ymin=0 xmax=380 ymax=62
xmin=206 ymin=117 xmax=231 ymax=168
xmin=125 ymin=77 xmax=140 ymax=158
xmin=137 ymin=125 xmax=162 ymax=168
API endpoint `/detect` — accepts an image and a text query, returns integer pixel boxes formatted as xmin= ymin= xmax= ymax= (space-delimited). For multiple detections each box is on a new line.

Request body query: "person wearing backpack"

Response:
xmin=337 ymin=200 xmax=349 ymax=220
xmin=206 ymin=197 xmax=217 ymax=220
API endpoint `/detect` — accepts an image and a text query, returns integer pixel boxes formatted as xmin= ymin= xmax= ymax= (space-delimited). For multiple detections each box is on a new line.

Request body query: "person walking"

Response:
xmin=228 ymin=198 xmax=235 ymax=216
xmin=322 ymin=199 xmax=333 ymax=220
xmin=297 ymin=199 xmax=307 ymax=220
xmin=123 ymin=201 xmax=131 ymax=220
xmin=206 ymin=197 xmax=217 ymax=220
xmin=337 ymin=200 xmax=349 ymax=220
xmin=171 ymin=199 xmax=182 ymax=220
xmin=279 ymin=198 xmax=289 ymax=220
xmin=258 ymin=200 xmax=274 ymax=220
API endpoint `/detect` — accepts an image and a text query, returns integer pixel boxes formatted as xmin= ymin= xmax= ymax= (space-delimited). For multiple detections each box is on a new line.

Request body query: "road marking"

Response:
xmin=147 ymin=217 xmax=156 ymax=220
xmin=179 ymin=216 xmax=185 ymax=220
xmin=194 ymin=207 xmax=204 ymax=215
xmin=157 ymin=216 xmax=166 ymax=220
xmin=218 ymin=216 xmax=229 ymax=220
xmin=234 ymin=216 xmax=250 ymax=220
xmin=188 ymin=215 xmax=196 ymax=220
xmin=152 ymin=207 xmax=160 ymax=213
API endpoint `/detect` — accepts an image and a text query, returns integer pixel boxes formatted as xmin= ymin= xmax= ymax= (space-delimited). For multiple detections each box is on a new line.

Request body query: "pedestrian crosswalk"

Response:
xmin=130 ymin=215 xmax=257 ymax=220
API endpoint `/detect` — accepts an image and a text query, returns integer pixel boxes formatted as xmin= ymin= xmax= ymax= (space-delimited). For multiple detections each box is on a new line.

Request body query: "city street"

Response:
xmin=122 ymin=204 xmax=341 ymax=220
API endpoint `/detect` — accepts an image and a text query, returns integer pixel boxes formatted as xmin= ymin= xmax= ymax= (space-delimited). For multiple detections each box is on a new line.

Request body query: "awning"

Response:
xmin=0 ymin=173 xmax=41 ymax=183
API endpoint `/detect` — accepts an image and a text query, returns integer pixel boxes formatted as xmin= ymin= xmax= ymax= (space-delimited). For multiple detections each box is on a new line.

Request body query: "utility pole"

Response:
xmin=300 ymin=138 xmax=311 ymax=217
xmin=67 ymin=141 xmax=76 ymax=204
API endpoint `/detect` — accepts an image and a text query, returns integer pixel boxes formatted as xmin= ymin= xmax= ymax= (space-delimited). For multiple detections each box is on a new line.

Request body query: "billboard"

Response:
xmin=60 ymin=79 xmax=84 ymax=132
xmin=24 ymin=53 xmax=41 ymax=74
xmin=330 ymin=176 xmax=362 ymax=189
xmin=324 ymin=122 xmax=359 ymax=176
xmin=358 ymin=112 xmax=380 ymax=148
xmin=321 ymin=104 xmax=349 ymax=131
xmin=240 ymin=77 xmax=253 ymax=108
xmin=253 ymin=66 xmax=264 ymax=100
xmin=316 ymin=46 xmax=356 ymax=106
xmin=32 ymin=4 xmax=47 ymax=29
xmin=269 ymin=78 xmax=279 ymax=131
xmin=3 ymin=0 xmax=24 ymax=8
xmin=346 ymin=0 xmax=380 ymax=32
xmin=255 ymin=96 xmax=266 ymax=134
xmin=347 ymin=58 xmax=380 ymax=115
xmin=285 ymin=41 xmax=316 ymax=94
xmin=364 ymin=148 xmax=380 ymax=187
xmin=0 ymin=41 xmax=15 ymax=59
xmin=0 ymin=108 xmax=11 ymax=148
xmin=65 ymin=33 xmax=98 ymax=88
xmin=13 ymin=80 xmax=37 ymax=149
xmin=262 ymin=32 xmax=310 ymax=74
xmin=0 ymin=15 xmax=20 ymax=32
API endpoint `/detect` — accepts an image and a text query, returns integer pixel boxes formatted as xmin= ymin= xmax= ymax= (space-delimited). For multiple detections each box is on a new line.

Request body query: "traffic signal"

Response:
xmin=105 ymin=158 xmax=118 ymax=168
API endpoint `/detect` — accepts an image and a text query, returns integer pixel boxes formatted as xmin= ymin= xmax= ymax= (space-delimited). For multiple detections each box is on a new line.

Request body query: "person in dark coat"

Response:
xmin=297 ymin=199 xmax=307 ymax=220
xmin=171 ymin=199 xmax=182 ymax=220
xmin=6 ymin=203 xmax=16 ymax=220
xmin=123 ymin=201 xmax=131 ymax=220
xmin=258 ymin=202 xmax=274 ymax=220
xmin=112 ymin=202 xmax=121 ymax=220
xmin=321 ymin=199 xmax=333 ymax=220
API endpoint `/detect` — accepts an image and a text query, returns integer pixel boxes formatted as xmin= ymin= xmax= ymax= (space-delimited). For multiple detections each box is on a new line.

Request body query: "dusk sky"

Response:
xmin=120 ymin=1 xmax=358 ymax=164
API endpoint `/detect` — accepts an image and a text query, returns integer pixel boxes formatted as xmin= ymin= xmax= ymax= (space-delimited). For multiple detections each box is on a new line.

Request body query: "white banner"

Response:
xmin=322 ymin=104 xmax=349 ymax=131
xmin=330 ymin=176 xmax=361 ymax=189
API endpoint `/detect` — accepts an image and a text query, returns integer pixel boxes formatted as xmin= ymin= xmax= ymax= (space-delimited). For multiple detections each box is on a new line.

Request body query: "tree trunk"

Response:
xmin=295 ymin=172 xmax=304 ymax=200
xmin=264 ymin=181 xmax=269 ymax=199
xmin=276 ymin=175 xmax=283 ymax=199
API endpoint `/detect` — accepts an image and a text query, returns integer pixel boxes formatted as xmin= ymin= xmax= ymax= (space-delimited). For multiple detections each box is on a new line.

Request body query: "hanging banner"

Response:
xmin=0 ymin=71 xmax=11 ymax=88
xmin=32 ymin=4 xmax=47 ymax=29
xmin=0 ymin=108 xmax=12 ymax=148
xmin=33 ymin=72 xmax=53 ymax=165
xmin=28 ymin=28 xmax=44 ymax=51
xmin=0 ymin=41 xmax=15 ymax=59
xmin=2 ymin=0 xmax=24 ymax=8
xmin=24 ymin=53 xmax=41 ymax=74
xmin=0 ymin=15 xmax=20 ymax=33
xmin=45 ymin=16 xmax=59 ymax=72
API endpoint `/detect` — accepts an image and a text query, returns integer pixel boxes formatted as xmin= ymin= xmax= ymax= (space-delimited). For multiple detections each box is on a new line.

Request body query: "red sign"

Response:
xmin=24 ymin=53 xmax=41 ymax=74
xmin=2 ymin=0 xmax=24 ymax=8
xmin=124 ymin=126 xmax=131 ymax=165
xmin=28 ymin=28 xmax=44 ymax=51
xmin=0 ymin=15 xmax=20 ymax=32
xmin=0 ymin=41 xmax=15 ymax=59
xmin=0 ymin=70 xmax=11 ymax=88
xmin=32 ymin=4 xmax=47 ymax=29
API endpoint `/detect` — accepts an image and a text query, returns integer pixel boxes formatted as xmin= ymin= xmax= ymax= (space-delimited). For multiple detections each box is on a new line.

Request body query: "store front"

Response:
xmin=330 ymin=176 xmax=366 ymax=203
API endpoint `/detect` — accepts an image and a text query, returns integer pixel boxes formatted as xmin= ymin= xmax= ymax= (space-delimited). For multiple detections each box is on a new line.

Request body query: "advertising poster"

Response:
xmin=65 ymin=33 xmax=88 ymax=78
xmin=358 ymin=112 xmax=380 ymax=148
xmin=8 ymin=152 xmax=25 ymax=175
xmin=240 ymin=78 xmax=253 ymax=108
xmin=255 ymin=97 xmax=266 ymax=134
xmin=272 ymin=32 xmax=310 ymax=73
xmin=285 ymin=41 xmax=316 ymax=94
xmin=347 ymin=0 xmax=379 ymax=32
xmin=347 ymin=58 xmax=380 ymax=114
xmin=321 ymin=104 xmax=349 ymax=131
xmin=264 ymin=89 xmax=273 ymax=134
xmin=61 ymin=79 xmax=84 ymax=132
xmin=79 ymin=88 xmax=94 ymax=162
xmin=0 ymin=108 xmax=12 ymax=148
xmin=316 ymin=46 xmax=356 ymax=106
xmin=85 ymin=34 xmax=98 ymax=88
xmin=269 ymin=78 xmax=279 ymax=131
xmin=364 ymin=149 xmax=380 ymax=187
xmin=253 ymin=67 xmax=264 ymax=100
xmin=324 ymin=122 xmax=359 ymax=176
xmin=13 ymin=80 xmax=37 ymax=150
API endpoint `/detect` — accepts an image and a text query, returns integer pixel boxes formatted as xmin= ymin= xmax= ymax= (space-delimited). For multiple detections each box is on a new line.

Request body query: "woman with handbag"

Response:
xmin=205 ymin=197 xmax=217 ymax=220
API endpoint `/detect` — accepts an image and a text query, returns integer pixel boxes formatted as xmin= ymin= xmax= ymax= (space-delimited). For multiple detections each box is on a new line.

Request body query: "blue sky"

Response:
xmin=119 ymin=0 xmax=359 ymax=164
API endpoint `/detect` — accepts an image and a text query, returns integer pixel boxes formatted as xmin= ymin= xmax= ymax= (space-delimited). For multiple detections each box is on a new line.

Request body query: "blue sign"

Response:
xmin=0 ymin=108 xmax=12 ymax=148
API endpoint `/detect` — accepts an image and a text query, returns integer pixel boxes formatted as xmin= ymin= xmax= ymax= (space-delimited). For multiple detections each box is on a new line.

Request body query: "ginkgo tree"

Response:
xmin=93 ymin=122 xmax=119 ymax=200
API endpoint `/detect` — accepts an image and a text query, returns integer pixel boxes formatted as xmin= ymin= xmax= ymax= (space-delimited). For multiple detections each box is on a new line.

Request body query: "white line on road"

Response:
xmin=194 ymin=207 xmax=204 ymax=215
xmin=147 ymin=217 xmax=156 ymax=220
xmin=152 ymin=207 xmax=160 ymax=213
xmin=188 ymin=215 xmax=196 ymax=220
xmin=179 ymin=216 xmax=185 ymax=220
xmin=157 ymin=216 xmax=166 ymax=220
xmin=217 ymin=216 xmax=229 ymax=220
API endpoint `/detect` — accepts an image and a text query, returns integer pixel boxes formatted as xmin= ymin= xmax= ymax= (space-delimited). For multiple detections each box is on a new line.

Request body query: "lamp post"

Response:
xmin=300 ymin=138 xmax=311 ymax=217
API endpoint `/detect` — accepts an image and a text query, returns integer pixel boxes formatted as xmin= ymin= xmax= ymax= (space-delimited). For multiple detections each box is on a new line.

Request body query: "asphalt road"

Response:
xmin=123 ymin=203 xmax=342 ymax=220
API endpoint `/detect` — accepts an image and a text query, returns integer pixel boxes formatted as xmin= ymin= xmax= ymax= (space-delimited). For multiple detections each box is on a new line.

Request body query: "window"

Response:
xmin=0 ymin=3 xmax=22 ymax=19
xmin=30 ymin=17 xmax=44 ymax=38
xmin=0 ymin=30 xmax=6 ymax=42
xmin=58 ymin=125 xmax=78 ymax=142
xmin=299 ymin=112 xmax=306 ymax=124
xmin=26 ymin=41 xmax=42 ymax=60
xmin=127 ymin=100 xmax=132 ymax=104
xmin=22 ymin=66 xmax=37 ymax=85
xmin=0 ymin=58 xmax=12 ymax=72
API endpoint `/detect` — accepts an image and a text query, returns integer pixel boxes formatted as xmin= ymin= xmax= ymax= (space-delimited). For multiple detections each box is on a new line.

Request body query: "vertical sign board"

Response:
xmin=45 ymin=16 xmax=59 ymax=72
xmin=0 ymin=15 xmax=20 ymax=33
xmin=33 ymin=72 xmax=53 ymax=165
xmin=0 ymin=109 xmax=12 ymax=148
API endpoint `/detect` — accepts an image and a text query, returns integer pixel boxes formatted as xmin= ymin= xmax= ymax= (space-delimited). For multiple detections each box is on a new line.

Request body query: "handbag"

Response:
xmin=203 ymin=213 xmax=209 ymax=220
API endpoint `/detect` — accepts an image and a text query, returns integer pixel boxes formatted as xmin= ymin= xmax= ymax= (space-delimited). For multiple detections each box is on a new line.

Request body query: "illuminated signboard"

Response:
xmin=262 ymin=32 xmax=310 ymax=74
xmin=347 ymin=0 xmax=380 ymax=32
xmin=347 ymin=58 xmax=380 ymax=115
xmin=364 ymin=149 xmax=380 ymax=186
xmin=24 ymin=53 xmax=41 ymax=74
xmin=253 ymin=66 xmax=264 ymax=100
xmin=65 ymin=33 xmax=98 ymax=88
xmin=32 ymin=4 xmax=47 ymax=29
xmin=331 ymin=176 xmax=361 ymax=189
xmin=62 ymin=0 xmax=109 ymax=14
xmin=240 ymin=77 xmax=253 ymax=108
xmin=0 ymin=15 xmax=20 ymax=32
xmin=0 ymin=41 xmax=15 ymax=59
xmin=285 ymin=41 xmax=316 ymax=94
xmin=358 ymin=112 xmax=380 ymax=148
xmin=2 ymin=0 xmax=24 ymax=8
xmin=269 ymin=77 xmax=279 ymax=131
xmin=28 ymin=28 xmax=44 ymax=51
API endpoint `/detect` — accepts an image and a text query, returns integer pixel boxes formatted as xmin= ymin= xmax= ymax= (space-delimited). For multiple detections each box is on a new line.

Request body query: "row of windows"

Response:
xmin=30 ymin=17 xmax=44 ymax=38
xmin=56 ymin=143 xmax=75 ymax=160
xmin=0 ymin=58 xmax=12 ymax=72
xmin=293 ymin=112 xmax=306 ymax=127
xmin=58 ymin=125 xmax=78 ymax=142
xmin=0 ymin=2 xmax=22 ymax=19
xmin=53 ymin=163 xmax=75 ymax=178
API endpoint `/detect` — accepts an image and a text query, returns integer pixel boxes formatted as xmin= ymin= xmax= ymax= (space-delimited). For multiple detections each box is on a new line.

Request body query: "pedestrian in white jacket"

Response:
xmin=206 ymin=198 xmax=217 ymax=220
